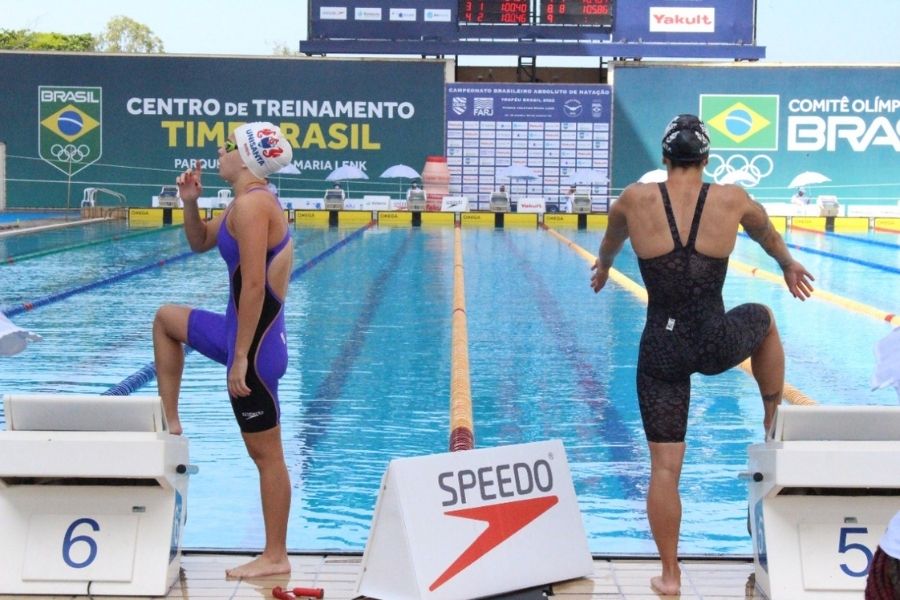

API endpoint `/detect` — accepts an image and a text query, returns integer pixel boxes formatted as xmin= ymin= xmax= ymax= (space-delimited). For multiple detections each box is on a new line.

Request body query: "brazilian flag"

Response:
xmin=700 ymin=95 xmax=779 ymax=151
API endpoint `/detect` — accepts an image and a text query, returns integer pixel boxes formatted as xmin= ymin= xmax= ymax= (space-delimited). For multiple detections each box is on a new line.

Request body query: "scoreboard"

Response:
xmin=543 ymin=0 xmax=613 ymax=26
xmin=459 ymin=1 xmax=529 ymax=24
xmin=304 ymin=0 xmax=763 ymax=59
xmin=458 ymin=0 xmax=614 ymax=27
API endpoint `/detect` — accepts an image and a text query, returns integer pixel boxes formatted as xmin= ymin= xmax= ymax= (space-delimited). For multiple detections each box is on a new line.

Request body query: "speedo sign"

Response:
xmin=356 ymin=440 xmax=592 ymax=600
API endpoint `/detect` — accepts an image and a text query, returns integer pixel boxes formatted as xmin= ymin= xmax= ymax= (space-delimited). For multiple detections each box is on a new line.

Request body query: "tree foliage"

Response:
xmin=272 ymin=42 xmax=298 ymax=56
xmin=0 ymin=28 xmax=96 ymax=51
xmin=95 ymin=16 xmax=164 ymax=53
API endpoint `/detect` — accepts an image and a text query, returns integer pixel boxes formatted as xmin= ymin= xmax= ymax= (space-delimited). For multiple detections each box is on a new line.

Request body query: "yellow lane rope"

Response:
xmin=728 ymin=259 xmax=899 ymax=327
xmin=449 ymin=224 xmax=475 ymax=451
xmin=542 ymin=225 xmax=818 ymax=405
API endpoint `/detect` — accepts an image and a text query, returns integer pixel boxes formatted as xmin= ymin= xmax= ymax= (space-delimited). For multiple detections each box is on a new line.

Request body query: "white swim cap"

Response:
xmin=233 ymin=122 xmax=293 ymax=179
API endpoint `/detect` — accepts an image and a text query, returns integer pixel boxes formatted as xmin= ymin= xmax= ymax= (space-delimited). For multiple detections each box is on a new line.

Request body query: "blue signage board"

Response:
xmin=310 ymin=0 xmax=457 ymax=40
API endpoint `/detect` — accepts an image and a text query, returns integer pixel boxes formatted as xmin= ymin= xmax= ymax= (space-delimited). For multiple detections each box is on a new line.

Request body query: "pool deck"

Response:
xmin=12 ymin=553 xmax=759 ymax=600
xmin=0 ymin=553 xmax=764 ymax=599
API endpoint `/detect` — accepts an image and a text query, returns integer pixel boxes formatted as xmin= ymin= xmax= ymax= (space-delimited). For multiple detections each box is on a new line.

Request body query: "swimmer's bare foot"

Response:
xmin=167 ymin=418 xmax=182 ymax=436
xmin=225 ymin=554 xmax=291 ymax=579
xmin=650 ymin=574 xmax=681 ymax=596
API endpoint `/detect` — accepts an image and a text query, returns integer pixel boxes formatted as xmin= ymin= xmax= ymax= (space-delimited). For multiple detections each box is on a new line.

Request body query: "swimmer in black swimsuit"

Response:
xmin=153 ymin=122 xmax=295 ymax=580
xmin=590 ymin=114 xmax=814 ymax=595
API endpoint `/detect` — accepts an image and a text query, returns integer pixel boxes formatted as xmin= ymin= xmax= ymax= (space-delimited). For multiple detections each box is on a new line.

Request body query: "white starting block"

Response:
xmin=323 ymin=189 xmax=345 ymax=211
xmin=489 ymin=192 xmax=510 ymax=213
xmin=356 ymin=439 xmax=593 ymax=600
xmin=747 ymin=405 xmax=900 ymax=599
xmin=408 ymin=189 xmax=427 ymax=212
xmin=0 ymin=394 xmax=193 ymax=596
xmin=817 ymin=195 xmax=840 ymax=217
xmin=572 ymin=194 xmax=592 ymax=214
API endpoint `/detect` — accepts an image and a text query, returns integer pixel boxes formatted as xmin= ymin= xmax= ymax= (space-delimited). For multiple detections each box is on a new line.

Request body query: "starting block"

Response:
xmin=0 ymin=394 xmax=194 ymax=596
xmin=747 ymin=405 xmax=900 ymax=599
xmin=356 ymin=439 xmax=593 ymax=600
xmin=571 ymin=194 xmax=592 ymax=214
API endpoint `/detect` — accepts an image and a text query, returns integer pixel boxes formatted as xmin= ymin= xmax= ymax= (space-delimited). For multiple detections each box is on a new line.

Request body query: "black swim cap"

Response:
xmin=661 ymin=114 xmax=710 ymax=161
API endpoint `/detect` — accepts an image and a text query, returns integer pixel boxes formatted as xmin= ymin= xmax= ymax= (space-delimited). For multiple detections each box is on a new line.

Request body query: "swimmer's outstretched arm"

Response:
xmin=176 ymin=166 xmax=221 ymax=253
xmin=740 ymin=195 xmax=815 ymax=300
xmin=591 ymin=192 xmax=629 ymax=293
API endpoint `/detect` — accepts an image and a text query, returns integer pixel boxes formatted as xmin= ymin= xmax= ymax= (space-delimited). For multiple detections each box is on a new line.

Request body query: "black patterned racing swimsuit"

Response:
xmin=635 ymin=182 xmax=771 ymax=443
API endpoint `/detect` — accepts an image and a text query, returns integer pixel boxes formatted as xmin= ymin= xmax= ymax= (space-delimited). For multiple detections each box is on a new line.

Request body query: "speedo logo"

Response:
xmin=431 ymin=460 xmax=558 ymax=591
xmin=700 ymin=94 xmax=780 ymax=151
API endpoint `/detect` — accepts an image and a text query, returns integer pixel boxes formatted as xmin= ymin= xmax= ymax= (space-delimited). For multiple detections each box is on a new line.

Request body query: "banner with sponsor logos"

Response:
xmin=445 ymin=83 xmax=612 ymax=210
xmin=310 ymin=0 xmax=753 ymax=44
xmin=611 ymin=63 xmax=900 ymax=204
xmin=0 ymin=52 xmax=446 ymax=208
xmin=356 ymin=439 xmax=592 ymax=599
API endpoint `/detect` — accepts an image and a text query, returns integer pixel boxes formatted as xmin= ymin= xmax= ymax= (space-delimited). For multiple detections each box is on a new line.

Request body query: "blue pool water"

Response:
xmin=0 ymin=211 xmax=70 ymax=224
xmin=0 ymin=220 xmax=896 ymax=556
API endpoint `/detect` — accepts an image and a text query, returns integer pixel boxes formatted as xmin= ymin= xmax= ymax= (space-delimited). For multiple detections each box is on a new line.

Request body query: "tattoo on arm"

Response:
xmin=745 ymin=202 xmax=793 ymax=268
xmin=762 ymin=391 xmax=781 ymax=403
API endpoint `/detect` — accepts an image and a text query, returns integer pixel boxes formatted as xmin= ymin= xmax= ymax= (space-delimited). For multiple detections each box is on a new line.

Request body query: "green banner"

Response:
xmin=0 ymin=54 xmax=447 ymax=208
xmin=612 ymin=63 xmax=900 ymax=205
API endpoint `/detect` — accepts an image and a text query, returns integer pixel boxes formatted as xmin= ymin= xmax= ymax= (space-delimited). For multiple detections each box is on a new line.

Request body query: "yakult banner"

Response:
xmin=0 ymin=52 xmax=447 ymax=208
xmin=614 ymin=0 xmax=756 ymax=44
xmin=356 ymin=440 xmax=592 ymax=600
xmin=610 ymin=63 xmax=900 ymax=205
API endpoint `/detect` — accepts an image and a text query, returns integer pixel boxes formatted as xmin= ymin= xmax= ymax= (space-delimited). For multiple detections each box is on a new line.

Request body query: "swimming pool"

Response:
xmin=0 ymin=220 xmax=896 ymax=556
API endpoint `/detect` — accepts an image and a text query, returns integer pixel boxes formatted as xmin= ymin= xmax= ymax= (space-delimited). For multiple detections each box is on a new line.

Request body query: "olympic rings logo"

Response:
xmin=704 ymin=153 xmax=774 ymax=188
xmin=50 ymin=144 xmax=92 ymax=162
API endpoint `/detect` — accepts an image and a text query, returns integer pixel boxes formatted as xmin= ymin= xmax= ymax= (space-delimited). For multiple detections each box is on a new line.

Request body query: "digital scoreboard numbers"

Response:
xmin=458 ymin=1 xmax=614 ymax=27
xmin=543 ymin=0 xmax=613 ymax=26
xmin=459 ymin=1 xmax=529 ymax=24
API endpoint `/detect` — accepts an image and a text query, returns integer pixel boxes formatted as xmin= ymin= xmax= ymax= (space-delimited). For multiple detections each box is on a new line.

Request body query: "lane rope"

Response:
xmin=449 ymin=224 xmax=475 ymax=451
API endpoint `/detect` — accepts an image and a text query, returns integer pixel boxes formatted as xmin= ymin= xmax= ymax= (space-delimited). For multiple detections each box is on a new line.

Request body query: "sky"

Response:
xmin=2 ymin=0 xmax=898 ymax=65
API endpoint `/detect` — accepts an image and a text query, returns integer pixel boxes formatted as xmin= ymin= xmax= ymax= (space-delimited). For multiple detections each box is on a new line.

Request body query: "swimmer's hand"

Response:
xmin=228 ymin=356 xmax=251 ymax=398
xmin=176 ymin=165 xmax=203 ymax=203
xmin=781 ymin=260 xmax=815 ymax=301
xmin=590 ymin=259 xmax=609 ymax=293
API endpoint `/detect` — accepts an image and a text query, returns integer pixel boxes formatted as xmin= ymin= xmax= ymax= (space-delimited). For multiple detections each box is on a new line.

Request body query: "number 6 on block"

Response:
xmin=23 ymin=515 xmax=139 ymax=581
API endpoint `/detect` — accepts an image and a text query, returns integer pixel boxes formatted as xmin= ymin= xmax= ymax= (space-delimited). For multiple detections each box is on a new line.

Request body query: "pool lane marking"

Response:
xmin=760 ymin=231 xmax=900 ymax=275
xmin=727 ymin=258 xmax=899 ymax=327
xmin=290 ymin=221 xmax=373 ymax=281
xmin=102 ymin=223 xmax=373 ymax=396
xmin=2 ymin=225 xmax=177 ymax=265
xmin=783 ymin=242 xmax=900 ymax=274
xmin=797 ymin=230 xmax=900 ymax=251
xmin=542 ymin=224 xmax=818 ymax=406
xmin=506 ymin=232 xmax=645 ymax=499
xmin=449 ymin=224 xmax=475 ymax=452
xmin=2 ymin=250 xmax=196 ymax=318
xmin=310 ymin=224 xmax=411 ymax=403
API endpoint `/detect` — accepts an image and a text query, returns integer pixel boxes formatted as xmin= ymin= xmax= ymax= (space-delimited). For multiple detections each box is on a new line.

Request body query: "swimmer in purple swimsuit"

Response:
xmin=590 ymin=115 xmax=814 ymax=595
xmin=153 ymin=122 xmax=294 ymax=580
